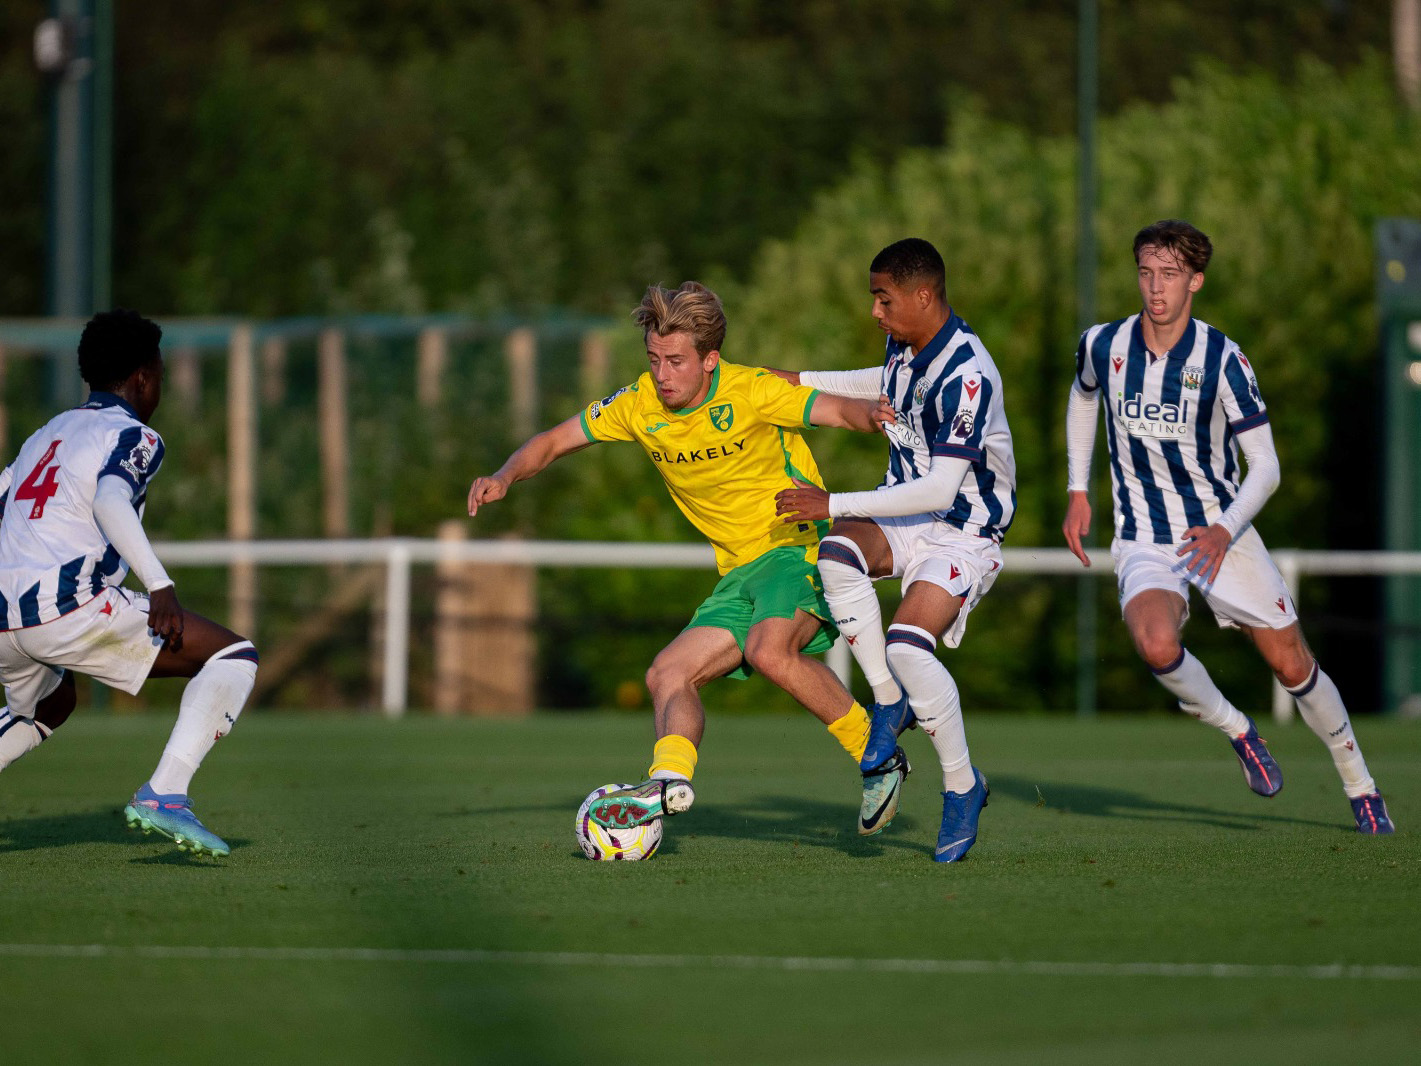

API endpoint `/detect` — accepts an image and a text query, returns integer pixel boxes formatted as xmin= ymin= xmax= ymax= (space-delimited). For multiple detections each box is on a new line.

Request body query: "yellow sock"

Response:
xmin=648 ymin=734 xmax=698 ymax=781
xmin=827 ymin=702 xmax=870 ymax=763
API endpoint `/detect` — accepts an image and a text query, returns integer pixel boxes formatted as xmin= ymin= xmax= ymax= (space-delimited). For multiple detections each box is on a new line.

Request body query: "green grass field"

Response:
xmin=1 ymin=710 xmax=1417 ymax=1065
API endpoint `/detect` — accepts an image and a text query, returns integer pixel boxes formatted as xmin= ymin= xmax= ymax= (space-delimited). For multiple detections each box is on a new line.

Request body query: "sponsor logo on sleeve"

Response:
xmin=120 ymin=437 xmax=156 ymax=479
xmin=964 ymin=378 xmax=980 ymax=400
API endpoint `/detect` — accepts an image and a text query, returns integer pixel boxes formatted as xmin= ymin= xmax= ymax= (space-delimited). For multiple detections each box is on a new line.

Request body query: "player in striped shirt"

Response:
xmin=773 ymin=238 xmax=1016 ymax=862
xmin=0 ymin=310 xmax=260 ymax=857
xmin=1062 ymin=220 xmax=1392 ymax=833
xmin=467 ymin=282 xmax=893 ymax=835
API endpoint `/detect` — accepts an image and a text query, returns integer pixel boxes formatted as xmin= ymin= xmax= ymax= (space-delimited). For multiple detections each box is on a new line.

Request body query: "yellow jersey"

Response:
xmin=579 ymin=360 xmax=827 ymax=574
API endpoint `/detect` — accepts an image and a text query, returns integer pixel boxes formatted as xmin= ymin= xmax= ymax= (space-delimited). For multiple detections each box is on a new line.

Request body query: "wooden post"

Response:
xmin=227 ymin=324 xmax=257 ymax=641
xmin=1399 ymin=0 xmax=1421 ymax=111
xmin=433 ymin=521 xmax=536 ymax=715
xmin=417 ymin=327 xmax=448 ymax=408
xmin=170 ymin=345 xmax=201 ymax=412
xmin=579 ymin=330 xmax=610 ymax=401
xmin=318 ymin=327 xmax=350 ymax=539
xmin=505 ymin=327 xmax=537 ymax=443
xmin=261 ymin=335 xmax=287 ymax=407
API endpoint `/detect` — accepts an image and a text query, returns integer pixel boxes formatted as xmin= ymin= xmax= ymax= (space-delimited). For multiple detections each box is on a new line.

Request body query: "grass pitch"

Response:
xmin=1 ymin=710 xmax=1417 ymax=1065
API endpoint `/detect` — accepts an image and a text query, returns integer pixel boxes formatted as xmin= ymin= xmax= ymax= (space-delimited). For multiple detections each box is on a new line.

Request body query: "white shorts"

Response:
xmin=0 ymin=587 xmax=162 ymax=718
xmin=1111 ymin=527 xmax=1298 ymax=631
xmin=873 ymin=515 xmax=1003 ymax=649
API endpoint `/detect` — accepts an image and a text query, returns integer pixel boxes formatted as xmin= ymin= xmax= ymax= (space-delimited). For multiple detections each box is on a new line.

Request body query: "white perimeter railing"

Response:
xmin=151 ymin=539 xmax=1421 ymax=722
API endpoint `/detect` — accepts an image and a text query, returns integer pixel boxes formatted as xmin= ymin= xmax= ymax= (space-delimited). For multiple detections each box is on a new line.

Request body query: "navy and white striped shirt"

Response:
xmin=1075 ymin=314 xmax=1268 ymax=544
xmin=0 ymin=393 xmax=165 ymax=629
xmin=880 ymin=312 xmax=1017 ymax=542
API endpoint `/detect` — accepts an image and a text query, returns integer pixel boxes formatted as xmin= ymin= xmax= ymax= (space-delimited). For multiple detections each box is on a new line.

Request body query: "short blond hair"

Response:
xmin=632 ymin=281 xmax=727 ymax=355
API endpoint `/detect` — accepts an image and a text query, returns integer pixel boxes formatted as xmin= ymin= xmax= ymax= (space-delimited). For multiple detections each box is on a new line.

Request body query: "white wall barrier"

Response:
xmin=151 ymin=539 xmax=1421 ymax=720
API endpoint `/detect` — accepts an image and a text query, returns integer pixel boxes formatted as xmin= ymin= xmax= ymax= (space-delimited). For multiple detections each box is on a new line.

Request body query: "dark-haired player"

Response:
xmin=1062 ymin=220 xmax=1392 ymax=834
xmin=0 ymin=309 xmax=259 ymax=856
xmin=773 ymin=238 xmax=1017 ymax=862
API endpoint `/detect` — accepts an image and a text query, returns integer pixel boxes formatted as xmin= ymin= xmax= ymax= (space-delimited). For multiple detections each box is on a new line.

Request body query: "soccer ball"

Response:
xmin=575 ymin=783 xmax=662 ymax=861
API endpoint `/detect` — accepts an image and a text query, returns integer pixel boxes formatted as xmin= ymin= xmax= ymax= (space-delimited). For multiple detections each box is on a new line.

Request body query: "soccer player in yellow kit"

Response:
xmin=467 ymin=282 xmax=895 ymax=834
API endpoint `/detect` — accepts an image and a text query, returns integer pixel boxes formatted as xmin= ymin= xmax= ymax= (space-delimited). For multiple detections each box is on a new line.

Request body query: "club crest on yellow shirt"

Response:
xmin=708 ymin=404 xmax=735 ymax=431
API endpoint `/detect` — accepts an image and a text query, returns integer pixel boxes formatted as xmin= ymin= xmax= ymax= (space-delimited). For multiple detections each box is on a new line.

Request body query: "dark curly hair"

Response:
xmin=870 ymin=238 xmax=947 ymax=303
xmin=77 ymin=309 xmax=162 ymax=391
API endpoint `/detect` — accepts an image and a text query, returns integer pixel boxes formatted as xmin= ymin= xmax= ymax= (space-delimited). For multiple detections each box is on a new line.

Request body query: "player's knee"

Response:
xmin=645 ymin=654 xmax=689 ymax=701
xmin=209 ymin=639 xmax=259 ymax=674
xmin=1132 ymin=629 xmax=1181 ymax=672
xmin=33 ymin=674 xmax=78 ymax=731
xmin=817 ymin=537 xmax=870 ymax=593
xmin=1272 ymin=651 xmax=1314 ymax=689
xmin=741 ymin=633 xmax=791 ymax=685
xmin=884 ymin=637 xmax=929 ymax=679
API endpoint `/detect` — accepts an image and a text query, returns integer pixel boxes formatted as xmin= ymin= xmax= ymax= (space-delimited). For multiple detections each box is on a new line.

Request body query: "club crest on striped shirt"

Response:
xmin=1180 ymin=365 xmax=1204 ymax=390
xmin=914 ymin=378 xmax=930 ymax=404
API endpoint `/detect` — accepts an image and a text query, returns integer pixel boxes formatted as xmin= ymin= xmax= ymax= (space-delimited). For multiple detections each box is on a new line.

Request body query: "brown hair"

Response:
xmin=632 ymin=282 xmax=727 ymax=355
xmin=1133 ymin=219 xmax=1213 ymax=274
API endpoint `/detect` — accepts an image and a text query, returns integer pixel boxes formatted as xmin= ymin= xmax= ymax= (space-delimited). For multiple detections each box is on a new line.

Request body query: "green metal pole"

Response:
xmin=1075 ymin=0 xmax=1099 ymax=718
xmin=92 ymin=0 xmax=112 ymax=313
xmin=44 ymin=0 xmax=97 ymax=407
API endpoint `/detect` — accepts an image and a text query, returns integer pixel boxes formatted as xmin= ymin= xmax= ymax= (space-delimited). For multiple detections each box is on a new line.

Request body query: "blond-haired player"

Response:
xmin=468 ymin=282 xmax=896 ymax=835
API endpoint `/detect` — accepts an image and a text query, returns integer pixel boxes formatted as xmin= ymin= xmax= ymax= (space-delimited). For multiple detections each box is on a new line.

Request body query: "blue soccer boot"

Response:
xmin=935 ymin=768 xmax=989 ymax=863
xmin=1350 ymin=792 xmax=1395 ymax=834
xmin=859 ymin=692 xmax=916 ymax=774
xmin=1230 ymin=717 xmax=1283 ymax=797
xmin=124 ymin=783 xmax=231 ymax=857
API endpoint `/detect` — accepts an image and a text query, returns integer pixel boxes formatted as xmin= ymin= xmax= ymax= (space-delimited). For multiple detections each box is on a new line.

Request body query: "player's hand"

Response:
xmin=467 ymin=475 xmax=509 ymax=517
xmin=1062 ymin=490 xmax=1093 ymax=567
xmin=1177 ymin=523 xmax=1231 ymax=584
xmin=775 ymin=477 xmax=831 ymax=523
xmin=147 ymin=585 xmax=185 ymax=652
xmin=874 ymin=394 xmax=895 ymax=433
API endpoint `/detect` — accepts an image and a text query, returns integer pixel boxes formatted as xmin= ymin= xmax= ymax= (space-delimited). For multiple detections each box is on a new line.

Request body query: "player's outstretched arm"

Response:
xmin=92 ymin=474 xmax=184 ymax=648
xmin=468 ymin=415 xmax=593 ymax=516
xmin=808 ymin=392 xmax=895 ymax=434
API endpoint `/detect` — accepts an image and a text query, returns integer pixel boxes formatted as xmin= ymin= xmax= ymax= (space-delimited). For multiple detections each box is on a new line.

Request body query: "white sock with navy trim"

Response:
xmin=886 ymin=624 xmax=975 ymax=794
xmin=0 ymin=709 xmax=51 ymax=771
xmin=1286 ymin=662 xmax=1375 ymax=798
xmin=1152 ymin=648 xmax=1249 ymax=736
xmin=148 ymin=641 xmax=259 ymax=796
xmin=818 ymin=537 xmax=902 ymax=706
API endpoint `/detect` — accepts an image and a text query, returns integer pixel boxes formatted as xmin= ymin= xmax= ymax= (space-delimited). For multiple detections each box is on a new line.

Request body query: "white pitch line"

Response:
xmin=0 ymin=944 xmax=1416 ymax=981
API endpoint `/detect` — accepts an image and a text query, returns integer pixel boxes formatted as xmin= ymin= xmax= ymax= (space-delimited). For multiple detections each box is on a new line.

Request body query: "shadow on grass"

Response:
xmin=987 ymin=774 xmax=1340 ymax=832
xmin=657 ymin=792 xmax=936 ymax=860
xmin=0 ymin=808 xmax=249 ymax=858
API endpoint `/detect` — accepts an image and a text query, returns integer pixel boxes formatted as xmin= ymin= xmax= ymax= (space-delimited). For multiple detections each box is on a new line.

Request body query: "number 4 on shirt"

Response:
xmin=14 ymin=439 xmax=62 ymax=519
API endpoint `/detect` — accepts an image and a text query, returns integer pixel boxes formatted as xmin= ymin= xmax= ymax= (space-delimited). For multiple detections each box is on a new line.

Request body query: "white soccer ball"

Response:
xmin=575 ymin=783 xmax=662 ymax=861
